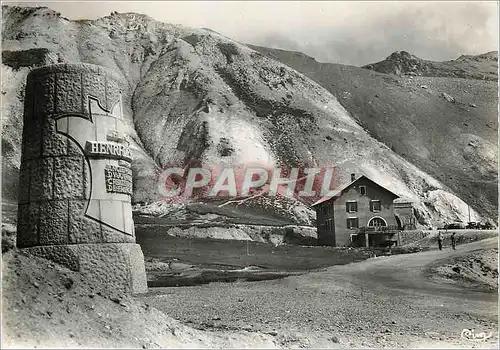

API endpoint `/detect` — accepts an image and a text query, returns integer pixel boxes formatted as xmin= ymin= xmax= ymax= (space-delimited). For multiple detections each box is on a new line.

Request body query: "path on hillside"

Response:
xmin=145 ymin=238 xmax=498 ymax=348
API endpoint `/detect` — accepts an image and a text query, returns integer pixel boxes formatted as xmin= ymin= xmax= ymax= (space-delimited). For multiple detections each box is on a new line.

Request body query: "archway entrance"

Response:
xmin=395 ymin=216 xmax=403 ymax=230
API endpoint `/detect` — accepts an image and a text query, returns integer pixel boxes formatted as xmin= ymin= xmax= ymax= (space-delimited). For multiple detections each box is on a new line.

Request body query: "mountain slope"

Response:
xmin=363 ymin=50 xmax=498 ymax=81
xmin=247 ymin=45 xmax=498 ymax=219
xmin=0 ymin=6 xmax=490 ymax=228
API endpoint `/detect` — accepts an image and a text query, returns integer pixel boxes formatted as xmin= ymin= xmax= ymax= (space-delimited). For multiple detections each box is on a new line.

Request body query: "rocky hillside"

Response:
xmin=1 ymin=5 xmax=492 ymax=229
xmin=248 ymin=45 xmax=498 ymax=220
xmin=363 ymin=50 xmax=498 ymax=81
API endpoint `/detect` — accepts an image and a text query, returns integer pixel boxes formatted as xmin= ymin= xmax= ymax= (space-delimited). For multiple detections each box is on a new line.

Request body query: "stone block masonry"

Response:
xmin=17 ymin=63 xmax=147 ymax=295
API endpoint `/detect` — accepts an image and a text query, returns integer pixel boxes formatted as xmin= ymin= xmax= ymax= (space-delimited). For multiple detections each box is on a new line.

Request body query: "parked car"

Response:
xmin=444 ymin=222 xmax=465 ymax=229
xmin=480 ymin=222 xmax=495 ymax=230
xmin=466 ymin=222 xmax=480 ymax=229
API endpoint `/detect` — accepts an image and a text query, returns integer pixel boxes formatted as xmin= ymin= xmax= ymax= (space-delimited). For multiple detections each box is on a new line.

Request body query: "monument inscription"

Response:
xmin=105 ymin=164 xmax=133 ymax=195
xmin=85 ymin=141 xmax=132 ymax=162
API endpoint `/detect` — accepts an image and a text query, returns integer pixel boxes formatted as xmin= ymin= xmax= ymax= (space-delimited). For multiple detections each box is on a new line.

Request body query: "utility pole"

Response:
xmin=468 ymin=204 xmax=471 ymax=223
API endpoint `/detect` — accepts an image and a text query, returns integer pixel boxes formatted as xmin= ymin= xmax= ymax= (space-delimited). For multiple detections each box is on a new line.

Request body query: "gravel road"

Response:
xmin=144 ymin=238 xmax=498 ymax=348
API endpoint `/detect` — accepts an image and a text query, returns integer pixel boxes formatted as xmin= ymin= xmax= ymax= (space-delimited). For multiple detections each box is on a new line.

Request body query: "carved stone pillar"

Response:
xmin=17 ymin=63 xmax=147 ymax=295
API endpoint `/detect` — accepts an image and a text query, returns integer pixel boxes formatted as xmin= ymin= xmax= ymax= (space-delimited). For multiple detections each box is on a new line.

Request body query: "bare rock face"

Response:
xmin=364 ymin=51 xmax=423 ymax=77
xmin=2 ymin=48 xmax=59 ymax=69
xmin=363 ymin=50 xmax=498 ymax=81
xmin=1 ymin=5 xmax=493 ymax=228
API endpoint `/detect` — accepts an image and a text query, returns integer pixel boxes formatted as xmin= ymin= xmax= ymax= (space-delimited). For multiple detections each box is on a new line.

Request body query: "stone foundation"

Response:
xmin=23 ymin=243 xmax=148 ymax=296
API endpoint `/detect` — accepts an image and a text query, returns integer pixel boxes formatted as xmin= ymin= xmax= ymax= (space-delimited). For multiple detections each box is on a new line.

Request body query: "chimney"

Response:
xmin=351 ymin=173 xmax=356 ymax=182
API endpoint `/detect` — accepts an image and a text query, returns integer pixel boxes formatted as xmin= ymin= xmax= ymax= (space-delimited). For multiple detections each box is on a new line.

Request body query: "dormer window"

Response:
xmin=359 ymin=186 xmax=366 ymax=195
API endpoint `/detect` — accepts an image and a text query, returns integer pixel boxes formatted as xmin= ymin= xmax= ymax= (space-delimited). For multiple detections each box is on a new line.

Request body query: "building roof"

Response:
xmin=311 ymin=175 xmax=400 ymax=207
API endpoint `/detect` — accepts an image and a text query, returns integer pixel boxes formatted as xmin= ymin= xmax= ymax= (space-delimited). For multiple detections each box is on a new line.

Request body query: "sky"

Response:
xmin=6 ymin=1 xmax=499 ymax=66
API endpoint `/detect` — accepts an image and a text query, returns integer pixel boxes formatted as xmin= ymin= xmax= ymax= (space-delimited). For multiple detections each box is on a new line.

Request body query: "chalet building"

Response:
xmin=312 ymin=173 xmax=416 ymax=247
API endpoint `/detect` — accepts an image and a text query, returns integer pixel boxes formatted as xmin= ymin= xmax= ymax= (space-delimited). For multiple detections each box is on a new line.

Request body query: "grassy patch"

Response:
xmin=136 ymin=231 xmax=402 ymax=287
xmin=136 ymin=231 xmax=376 ymax=272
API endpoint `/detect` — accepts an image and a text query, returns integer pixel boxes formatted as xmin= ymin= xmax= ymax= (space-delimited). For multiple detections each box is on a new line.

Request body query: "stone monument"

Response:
xmin=17 ymin=63 xmax=148 ymax=295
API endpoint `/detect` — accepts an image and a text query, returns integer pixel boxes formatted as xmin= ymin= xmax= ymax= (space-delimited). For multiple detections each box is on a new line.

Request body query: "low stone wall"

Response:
xmin=140 ymin=224 xmax=318 ymax=246
xmin=396 ymin=230 xmax=428 ymax=246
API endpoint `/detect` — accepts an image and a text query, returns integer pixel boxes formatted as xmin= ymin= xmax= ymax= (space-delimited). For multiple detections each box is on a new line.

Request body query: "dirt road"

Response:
xmin=145 ymin=238 xmax=498 ymax=348
xmin=340 ymin=237 xmax=497 ymax=299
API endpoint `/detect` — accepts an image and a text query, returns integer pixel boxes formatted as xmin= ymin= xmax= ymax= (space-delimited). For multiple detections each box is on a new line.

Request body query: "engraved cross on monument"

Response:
xmin=17 ymin=63 xmax=147 ymax=295
xmin=56 ymin=96 xmax=135 ymax=236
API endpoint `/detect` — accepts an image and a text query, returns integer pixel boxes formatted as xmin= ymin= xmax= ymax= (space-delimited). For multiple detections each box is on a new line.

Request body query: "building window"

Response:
xmin=359 ymin=186 xmax=366 ymax=195
xmin=368 ymin=217 xmax=387 ymax=227
xmin=370 ymin=200 xmax=381 ymax=212
xmin=347 ymin=218 xmax=359 ymax=229
xmin=346 ymin=201 xmax=358 ymax=213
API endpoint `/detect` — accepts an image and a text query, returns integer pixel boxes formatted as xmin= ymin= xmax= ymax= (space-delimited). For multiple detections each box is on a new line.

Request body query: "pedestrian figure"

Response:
xmin=451 ymin=232 xmax=456 ymax=250
xmin=438 ymin=231 xmax=444 ymax=250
